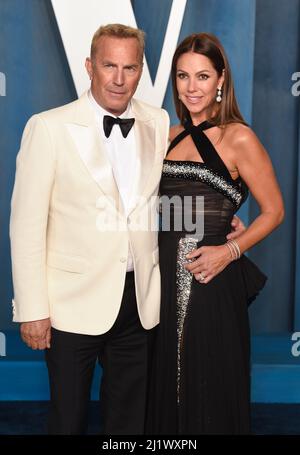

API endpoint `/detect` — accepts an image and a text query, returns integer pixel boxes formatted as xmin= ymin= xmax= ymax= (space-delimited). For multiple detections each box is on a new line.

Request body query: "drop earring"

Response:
xmin=216 ymin=87 xmax=222 ymax=103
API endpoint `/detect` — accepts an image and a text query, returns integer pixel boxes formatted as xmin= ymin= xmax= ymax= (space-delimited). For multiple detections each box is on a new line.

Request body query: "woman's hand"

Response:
xmin=184 ymin=244 xmax=233 ymax=284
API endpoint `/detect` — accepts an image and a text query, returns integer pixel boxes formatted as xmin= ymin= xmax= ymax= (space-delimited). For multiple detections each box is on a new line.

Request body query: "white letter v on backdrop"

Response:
xmin=51 ymin=0 xmax=187 ymax=107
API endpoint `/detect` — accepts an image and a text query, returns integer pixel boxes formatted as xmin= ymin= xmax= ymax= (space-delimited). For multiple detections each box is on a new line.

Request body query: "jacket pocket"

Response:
xmin=47 ymin=251 xmax=89 ymax=273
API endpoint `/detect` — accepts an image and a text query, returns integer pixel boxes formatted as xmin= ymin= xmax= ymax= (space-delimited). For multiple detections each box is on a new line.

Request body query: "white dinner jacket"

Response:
xmin=10 ymin=92 xmax=169 ymax=335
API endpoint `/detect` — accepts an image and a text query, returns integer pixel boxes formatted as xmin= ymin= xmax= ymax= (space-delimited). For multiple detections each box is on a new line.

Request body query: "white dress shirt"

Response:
xmin=88 ymin=90 xmax=139 ymax=272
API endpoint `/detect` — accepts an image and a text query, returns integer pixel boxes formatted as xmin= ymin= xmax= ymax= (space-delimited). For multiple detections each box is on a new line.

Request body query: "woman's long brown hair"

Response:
xmin=172 ymin=33 xmax=247 ymax=128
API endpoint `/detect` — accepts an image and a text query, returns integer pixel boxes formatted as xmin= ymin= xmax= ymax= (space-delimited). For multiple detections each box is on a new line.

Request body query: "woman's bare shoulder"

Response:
xmin=224 ymin=122 xmax=253 ymax=140
xmin=224 ymin=123 xmax=267 ymax=161
xmin=169 ymin=124 xmax=184 ymax=142
xmin=225 ymin=123 xmax=259 ymax=148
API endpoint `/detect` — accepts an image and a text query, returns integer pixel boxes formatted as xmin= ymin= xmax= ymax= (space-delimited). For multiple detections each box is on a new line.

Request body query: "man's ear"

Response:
xmin=85 ymin=58 xmax=93 ymax=80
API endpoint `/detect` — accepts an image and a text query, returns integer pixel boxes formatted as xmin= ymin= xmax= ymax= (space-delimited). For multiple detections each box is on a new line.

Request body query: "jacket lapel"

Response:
xmin=129 ymin=99 xmax=156 ymax=214
xmin=66 ymin=92 xmax=121 ymax=212
xmin=66 ymin=94 xmax=158 ymax=216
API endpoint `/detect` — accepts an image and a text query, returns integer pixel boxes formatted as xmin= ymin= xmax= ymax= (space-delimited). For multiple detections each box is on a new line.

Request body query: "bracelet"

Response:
xmin=225 ymin=241 xmax=235 ymax=260
xmin=230 ymin=239 xmax=241 ymax=259
xmin=226 ymin=239 xmax=241 ymax=260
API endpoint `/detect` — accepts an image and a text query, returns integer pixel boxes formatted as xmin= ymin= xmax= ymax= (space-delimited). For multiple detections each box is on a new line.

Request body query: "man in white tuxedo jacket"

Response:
xmin=10 ymin=24 xmax=169 ymax=434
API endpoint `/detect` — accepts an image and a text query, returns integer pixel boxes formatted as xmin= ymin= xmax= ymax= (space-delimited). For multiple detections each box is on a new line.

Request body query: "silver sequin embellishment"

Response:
xmin=176 ymin=236 xmax=198 ymax=403
xmin=163 ymin=161 xmax=243 ymax=207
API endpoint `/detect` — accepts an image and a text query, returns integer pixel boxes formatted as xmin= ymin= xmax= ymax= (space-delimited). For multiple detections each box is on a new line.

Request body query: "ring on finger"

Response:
xmin=198 ymin=272 xmax=205 ymax=282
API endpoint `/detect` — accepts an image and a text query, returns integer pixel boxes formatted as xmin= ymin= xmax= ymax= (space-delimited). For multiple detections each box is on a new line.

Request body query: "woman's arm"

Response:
xmin=229 ymin=127 xmax=284 ymax=252
xmin=185 ymin=125 xmax=284 ymax=283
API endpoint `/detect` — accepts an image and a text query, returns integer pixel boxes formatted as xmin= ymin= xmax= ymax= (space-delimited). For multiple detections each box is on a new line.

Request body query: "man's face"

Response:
xmin=85 ymin=36 xmax=143 ymax=116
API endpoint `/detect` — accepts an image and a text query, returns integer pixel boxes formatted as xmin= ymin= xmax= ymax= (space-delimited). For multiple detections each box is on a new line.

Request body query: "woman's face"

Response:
xmin=176 ymin=51 xmax=224 ymax=124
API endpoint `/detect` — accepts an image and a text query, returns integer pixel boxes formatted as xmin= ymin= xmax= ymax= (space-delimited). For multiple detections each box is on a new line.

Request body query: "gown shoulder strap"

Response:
xmin=166 ymin=121 xmax=234 ymax=183
xmin=166 ymin=128 xmax=190 ymax=155
xmin=190 ymin=122 xmax=233 ymax=181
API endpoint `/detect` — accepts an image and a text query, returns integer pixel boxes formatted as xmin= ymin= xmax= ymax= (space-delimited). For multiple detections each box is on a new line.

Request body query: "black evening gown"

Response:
xmin=146 ymin=121 xmax=267 ymax=435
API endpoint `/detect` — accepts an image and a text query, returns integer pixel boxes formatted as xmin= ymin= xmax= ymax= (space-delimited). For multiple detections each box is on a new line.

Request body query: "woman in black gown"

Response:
xmin=146 ymin=33 xmax=284 ymax=434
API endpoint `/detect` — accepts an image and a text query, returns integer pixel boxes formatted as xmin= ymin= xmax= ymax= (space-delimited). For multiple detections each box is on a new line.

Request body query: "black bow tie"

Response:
xmin=103 ymin=115 xmax=135 ymax=138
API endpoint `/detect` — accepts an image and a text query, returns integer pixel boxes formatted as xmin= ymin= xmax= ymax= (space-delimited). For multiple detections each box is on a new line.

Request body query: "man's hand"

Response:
xmin=20 ymin=318 xmax=51 ymax=350
xmin=226 ymin=215 xmax=246 ymax=240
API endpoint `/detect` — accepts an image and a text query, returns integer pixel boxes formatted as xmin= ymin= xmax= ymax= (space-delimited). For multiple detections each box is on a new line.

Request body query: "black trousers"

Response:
xmin=45 ymin=272 xmax=151 ymax=435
